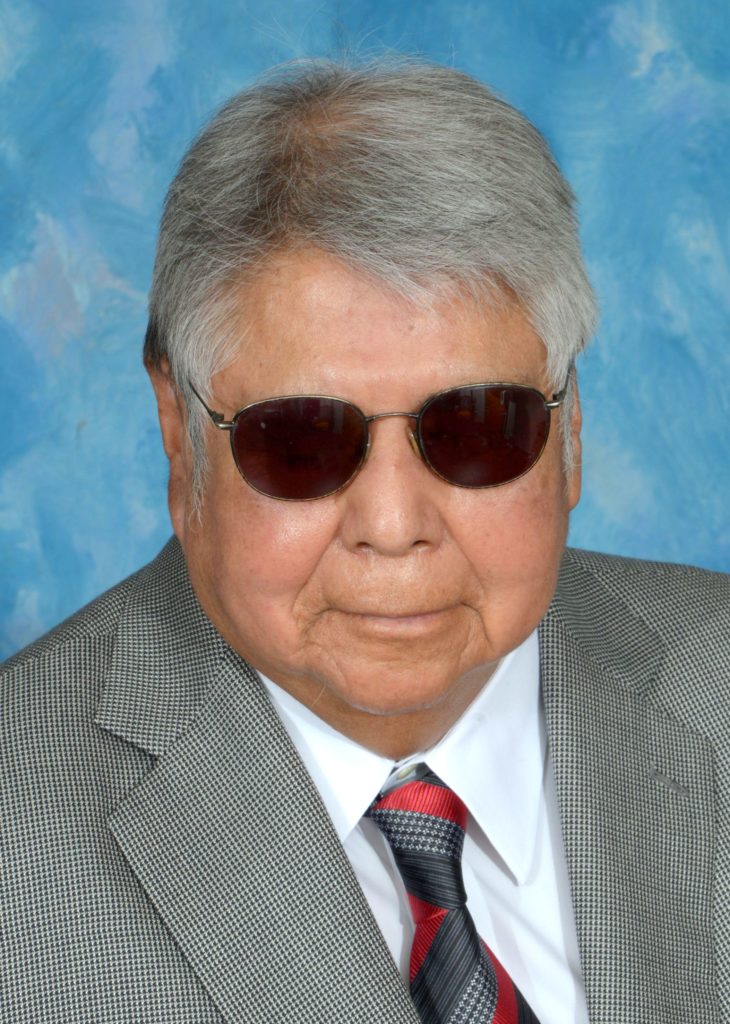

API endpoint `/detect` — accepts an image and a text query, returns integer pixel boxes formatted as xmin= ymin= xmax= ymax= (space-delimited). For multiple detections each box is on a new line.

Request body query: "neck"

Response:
xmin=272 ymin=664 xmax=497 ymax=760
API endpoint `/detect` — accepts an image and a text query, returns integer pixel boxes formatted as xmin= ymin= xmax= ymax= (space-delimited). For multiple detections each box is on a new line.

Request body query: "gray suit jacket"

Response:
xmin=2 ymin=539 xmax=729 ymax=1023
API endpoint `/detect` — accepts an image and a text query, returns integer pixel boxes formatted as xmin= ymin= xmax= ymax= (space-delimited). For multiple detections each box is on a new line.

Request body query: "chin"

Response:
xmin=334 ymin=670 xmax=464 ymax=718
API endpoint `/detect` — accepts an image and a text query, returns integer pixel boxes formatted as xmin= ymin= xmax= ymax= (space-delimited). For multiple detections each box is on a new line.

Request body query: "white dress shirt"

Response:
xmin=260 ymin=630 xmax=589 ymax=1024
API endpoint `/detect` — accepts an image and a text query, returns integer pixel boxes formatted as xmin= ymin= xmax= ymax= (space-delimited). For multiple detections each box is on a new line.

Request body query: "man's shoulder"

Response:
xmin=564 ymin=545 xmax=729 ymax=582
xmin=555 ymin=547 xmax=730 ymax=735
xmin=1 ymin=537 xmax=181 ymax=687
xmin=561 ymin=546 xmax=730 ymax=624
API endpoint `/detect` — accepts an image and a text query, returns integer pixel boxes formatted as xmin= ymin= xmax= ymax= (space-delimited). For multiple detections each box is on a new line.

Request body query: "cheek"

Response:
xmin=188 ymin=465 xmax=339 ymax=644
xmin=450 ymin=460 xmax=570 ymax=617
xmin=228 ymin=508 xmax=334 ymax=596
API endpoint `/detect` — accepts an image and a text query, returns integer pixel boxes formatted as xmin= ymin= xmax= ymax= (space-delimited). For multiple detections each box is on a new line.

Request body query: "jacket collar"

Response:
xmin=96 ymin=538 xmax=226 ymax=755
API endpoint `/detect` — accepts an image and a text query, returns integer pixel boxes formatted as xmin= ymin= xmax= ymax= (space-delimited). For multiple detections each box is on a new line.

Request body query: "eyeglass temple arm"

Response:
xmin=545 ymin=367 xmax=574 ymax=410
xmin=188 ymin=381 xmax=235 ymax=431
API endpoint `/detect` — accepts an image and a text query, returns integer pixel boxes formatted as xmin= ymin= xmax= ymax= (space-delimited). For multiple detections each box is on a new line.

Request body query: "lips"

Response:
xmin=328 ymin=606 xmax=462 ymax=639
xmin=337 ymin=605 xmax=457 ymax=620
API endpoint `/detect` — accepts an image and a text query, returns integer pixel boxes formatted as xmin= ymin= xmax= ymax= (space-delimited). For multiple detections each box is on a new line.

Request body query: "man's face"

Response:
xmin=152 ymin=249 xmax=581 ymax=756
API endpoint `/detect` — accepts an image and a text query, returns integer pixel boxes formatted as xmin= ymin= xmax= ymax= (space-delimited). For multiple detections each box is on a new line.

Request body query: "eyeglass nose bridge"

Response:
xmin=364 ymin=410 xmax=419 ymax=424
xmin=362 ymin=410 xmax=423 ymax=465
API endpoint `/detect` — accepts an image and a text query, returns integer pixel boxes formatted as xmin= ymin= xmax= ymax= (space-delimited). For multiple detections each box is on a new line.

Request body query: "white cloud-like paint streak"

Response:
xmin=0 ymin=0 xmax=36 ymax=85
xmin=88 ymin=0 xmax=175 ymax=210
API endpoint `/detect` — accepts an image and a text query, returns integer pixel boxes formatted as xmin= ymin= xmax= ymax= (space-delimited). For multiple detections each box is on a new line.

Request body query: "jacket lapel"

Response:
xmin=541 ymin=552 xmax=717 ymax=1023
xmin=97 ymin=540 xmax=419 ymax=1024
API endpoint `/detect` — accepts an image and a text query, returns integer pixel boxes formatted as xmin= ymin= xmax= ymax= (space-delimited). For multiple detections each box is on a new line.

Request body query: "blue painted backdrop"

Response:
xmin=1 ymin=0 xmax=729 ymax=659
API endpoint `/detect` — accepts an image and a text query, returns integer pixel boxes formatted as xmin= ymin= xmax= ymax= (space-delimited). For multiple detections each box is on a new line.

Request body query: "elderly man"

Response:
xmin=2 ymin=61 xmax=729 ymax=1024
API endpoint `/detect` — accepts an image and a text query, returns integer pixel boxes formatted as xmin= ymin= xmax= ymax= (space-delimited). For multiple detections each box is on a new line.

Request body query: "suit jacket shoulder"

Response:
xmin=2 ymin=548 xmax=154 ymax=685
xmin=0 ymin=542 xmax=226 ymax=1022
xmin=555 ymin=546 xmax=730 ymax=738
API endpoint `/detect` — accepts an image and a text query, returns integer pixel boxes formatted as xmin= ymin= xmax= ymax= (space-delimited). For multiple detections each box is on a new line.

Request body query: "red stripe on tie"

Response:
xmin=376 ymin=780 xmax=467 ymax=827
xmin=486 ymin=941 xmax=519 ymax=1023
xmin=408 ymin=893 xmax=444 ymax=926
xmin=409 ymin=906 xmax=448 ymax=983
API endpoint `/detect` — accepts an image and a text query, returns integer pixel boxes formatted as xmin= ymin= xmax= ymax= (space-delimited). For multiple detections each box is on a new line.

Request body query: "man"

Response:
xmin=2 ymin=60 xmax=728 ymax=1024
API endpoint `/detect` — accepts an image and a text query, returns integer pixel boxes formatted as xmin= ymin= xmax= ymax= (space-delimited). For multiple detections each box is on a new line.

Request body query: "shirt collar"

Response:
xmin=259 ymin=675 xmax=394 ymax=839
xmin=259 ymin=628 xmax=543 ymax=885
xmin=413 ymin=629 xmax=545 ymax=884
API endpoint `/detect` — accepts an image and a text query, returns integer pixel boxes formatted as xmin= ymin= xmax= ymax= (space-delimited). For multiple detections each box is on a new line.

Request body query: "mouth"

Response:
xmin=335 ymin=605 xmax=460 ymax=637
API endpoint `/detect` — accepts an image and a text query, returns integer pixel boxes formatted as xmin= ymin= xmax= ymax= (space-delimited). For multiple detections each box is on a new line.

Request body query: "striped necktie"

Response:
xmin=367 ymin=765 xmax=541 ymax=1024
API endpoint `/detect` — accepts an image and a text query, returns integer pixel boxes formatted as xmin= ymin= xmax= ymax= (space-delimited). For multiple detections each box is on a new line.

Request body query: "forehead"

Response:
xmin=217 ymin=249 xmax=549 ymax=404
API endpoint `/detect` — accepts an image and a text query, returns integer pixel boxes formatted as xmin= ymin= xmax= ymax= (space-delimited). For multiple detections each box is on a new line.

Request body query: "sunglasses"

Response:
xmin=190 ymin=379 xmax=568 ymax=501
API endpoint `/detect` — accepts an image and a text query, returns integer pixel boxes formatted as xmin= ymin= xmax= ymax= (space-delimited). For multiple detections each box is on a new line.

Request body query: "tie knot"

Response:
xmin=366 ymin=767 xmax=468 ymax=912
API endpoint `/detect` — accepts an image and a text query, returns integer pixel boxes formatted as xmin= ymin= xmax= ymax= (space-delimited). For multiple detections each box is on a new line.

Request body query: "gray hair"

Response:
xmin=144 ymin=59 xmax=596 ymax=498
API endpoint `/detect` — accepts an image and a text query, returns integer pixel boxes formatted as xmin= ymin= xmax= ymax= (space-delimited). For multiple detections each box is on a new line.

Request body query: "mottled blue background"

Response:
xmin=1 ymin=0 xmax=729 ymax=658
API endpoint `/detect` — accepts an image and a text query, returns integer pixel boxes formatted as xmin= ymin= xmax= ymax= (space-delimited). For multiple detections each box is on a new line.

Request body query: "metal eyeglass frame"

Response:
xmin=188 ymin=378 xmax=569 ymax=500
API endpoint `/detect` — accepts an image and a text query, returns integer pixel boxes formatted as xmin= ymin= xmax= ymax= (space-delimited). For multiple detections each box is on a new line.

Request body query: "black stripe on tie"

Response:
xmin=410 ymin=908 xmax=489 ymax=1024
xmin=516 ymin=984 xmax=542 ymax=1024
xmin=419 ymin=769 xmax=449 ymax=789
xmin=391 ymin=850 xmax=467 ymax=909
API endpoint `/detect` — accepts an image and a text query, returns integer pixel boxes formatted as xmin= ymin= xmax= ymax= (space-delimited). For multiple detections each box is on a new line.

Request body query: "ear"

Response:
xmin=566 ymin=375 xmax=582 ymax=511
xmin=146 ymin=358 xmax=195 ymax=541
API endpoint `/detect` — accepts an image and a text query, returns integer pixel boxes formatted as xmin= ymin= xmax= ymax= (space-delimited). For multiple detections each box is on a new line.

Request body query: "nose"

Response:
xmin=338 ymin=417 xmax=446 ymax=556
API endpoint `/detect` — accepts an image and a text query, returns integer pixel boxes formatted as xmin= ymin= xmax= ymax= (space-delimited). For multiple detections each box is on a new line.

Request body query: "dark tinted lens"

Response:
xmin=418 ymin=385 xmax=550 ymax=487
xmin=230 ymin=396 xmax=368 ymax=499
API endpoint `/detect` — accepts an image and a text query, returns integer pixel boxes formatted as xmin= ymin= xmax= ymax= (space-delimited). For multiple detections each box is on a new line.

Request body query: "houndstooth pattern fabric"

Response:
xmin=372 ymin=808 xmax=465 ymax=858
xmin=2 ymin=537 xmax=730 ymax=1023
xmin=368 ymin=769 xmax=540 ymax=1024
